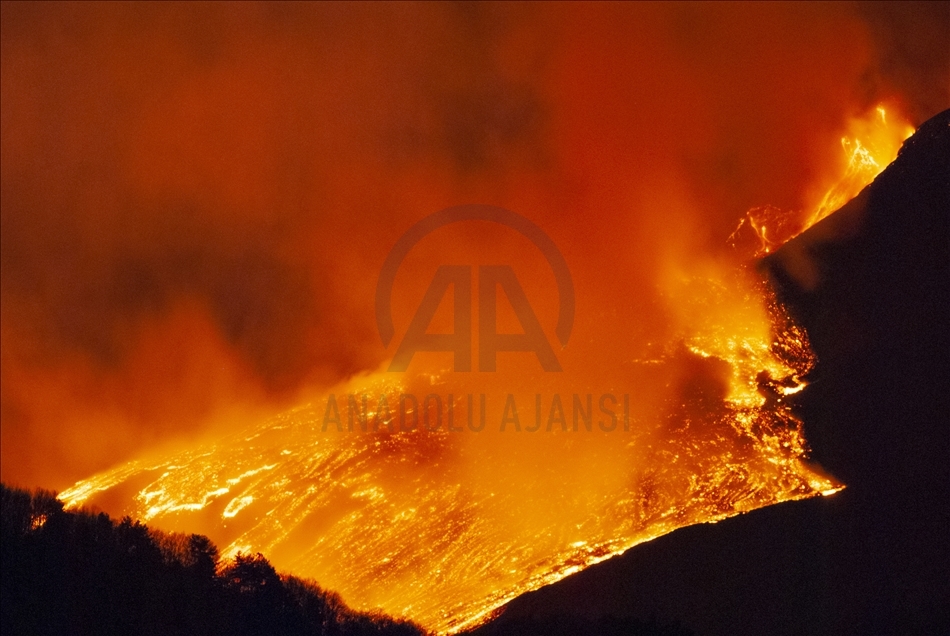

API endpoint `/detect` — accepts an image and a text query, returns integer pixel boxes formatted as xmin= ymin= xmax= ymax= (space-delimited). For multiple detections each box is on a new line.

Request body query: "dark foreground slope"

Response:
xmin=0 ymin=484 xmax=423 ymax=636
xmin=471 ymin=109 xmax=949 ymax=636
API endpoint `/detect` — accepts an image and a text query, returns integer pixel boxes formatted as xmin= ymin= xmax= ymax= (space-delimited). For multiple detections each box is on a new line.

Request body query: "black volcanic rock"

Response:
xmin=470 ymin=109 xmax=949 ymax=636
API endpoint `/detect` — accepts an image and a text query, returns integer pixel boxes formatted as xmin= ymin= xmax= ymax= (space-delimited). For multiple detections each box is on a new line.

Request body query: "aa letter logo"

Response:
xmin=376 ymin=205 xmax=574 ymax=373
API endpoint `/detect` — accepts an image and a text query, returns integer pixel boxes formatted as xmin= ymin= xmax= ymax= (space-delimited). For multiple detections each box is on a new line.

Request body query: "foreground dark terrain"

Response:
xmin=0 ymin=484 xmax=423 ymax=636
xmin=469 ymin=110 xmax=949 ymax=636
xmin=2 ymin=482 xmax=699 ymax=636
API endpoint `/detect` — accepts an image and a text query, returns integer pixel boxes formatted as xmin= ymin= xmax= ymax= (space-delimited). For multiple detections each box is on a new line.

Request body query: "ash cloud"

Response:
xmin=1 ymin=3 xmax=946 ymax=489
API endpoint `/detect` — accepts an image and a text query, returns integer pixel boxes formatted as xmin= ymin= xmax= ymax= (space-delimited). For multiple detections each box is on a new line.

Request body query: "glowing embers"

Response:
xmin=30 ymin=514 xmax=48 ymax=530
xmin=731 ymin=104 xmax=915 ymax=256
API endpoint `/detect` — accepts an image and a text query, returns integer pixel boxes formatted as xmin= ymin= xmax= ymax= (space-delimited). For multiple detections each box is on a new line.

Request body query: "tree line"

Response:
xmin=0 ymin=483 xmax=424 ymax=636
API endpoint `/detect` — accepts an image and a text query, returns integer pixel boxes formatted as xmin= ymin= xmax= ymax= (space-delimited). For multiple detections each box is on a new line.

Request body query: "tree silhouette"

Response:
xmin=1 ymin=483 xmax=424 ymax=636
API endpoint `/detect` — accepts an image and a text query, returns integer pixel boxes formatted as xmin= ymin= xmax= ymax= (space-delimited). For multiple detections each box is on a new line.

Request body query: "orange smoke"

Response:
xmin=1 ymin=0 xmax=947 ymax=570
xmin=5 ymin=3 xmax=943 ymax=632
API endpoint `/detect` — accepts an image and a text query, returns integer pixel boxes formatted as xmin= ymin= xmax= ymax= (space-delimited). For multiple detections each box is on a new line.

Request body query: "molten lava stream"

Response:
xmin=60 ymin=274 xmax=840 ymax=633
xmin=57 ymin=105 xmax=918 ymax=635
xmin=730 ymin=104 xmax=915 ymax=257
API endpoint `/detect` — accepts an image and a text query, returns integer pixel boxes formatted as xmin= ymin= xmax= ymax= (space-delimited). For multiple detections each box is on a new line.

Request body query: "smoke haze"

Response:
xmin=2 ymin=2 xmax=947 ymax=489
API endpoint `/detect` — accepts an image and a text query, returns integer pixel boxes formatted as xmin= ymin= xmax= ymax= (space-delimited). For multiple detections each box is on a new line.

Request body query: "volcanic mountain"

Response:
xmin=471 ymin=108 xmax=950 ymax=636
xmin=48 ymin=110 xmax=945 ymax=636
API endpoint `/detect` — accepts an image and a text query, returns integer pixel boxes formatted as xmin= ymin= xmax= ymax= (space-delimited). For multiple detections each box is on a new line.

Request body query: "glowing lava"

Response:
xmin=731 ymin=104 xmax=915 ymax=256
xmin=61 ymin=271 xmax=840 ymax=633
xmin=55 ymin=106 xmax=917 ymax=636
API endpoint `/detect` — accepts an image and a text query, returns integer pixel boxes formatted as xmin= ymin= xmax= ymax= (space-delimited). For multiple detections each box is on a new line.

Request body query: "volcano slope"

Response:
xmin=470 ymin=109 xmax=949 ymax=636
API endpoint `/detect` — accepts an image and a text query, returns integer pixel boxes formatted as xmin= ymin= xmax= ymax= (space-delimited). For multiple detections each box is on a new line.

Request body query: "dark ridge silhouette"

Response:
xmin=0 ymin=483 xmax=424 ymax=636
xmin=467 ymin=109 xmax=949 ymax=636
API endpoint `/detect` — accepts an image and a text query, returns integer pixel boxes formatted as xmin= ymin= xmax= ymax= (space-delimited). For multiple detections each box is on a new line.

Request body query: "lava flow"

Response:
xmin=61 ymin=328 xmax=838 ymax=633
xmin=57 ymin=103 xmax=916 ymax=633
xmin=730 ymin=105 xmax=915 ymax=257
xmin=3 ymin=4 xmax=942 ymax=633
xmin=55 ymin=104 xmax=921 ymax=634
xmin=59 ymin=235 xmax=851 ymax=632
xmin=55 ymin=102 xmax=920 ymax=633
